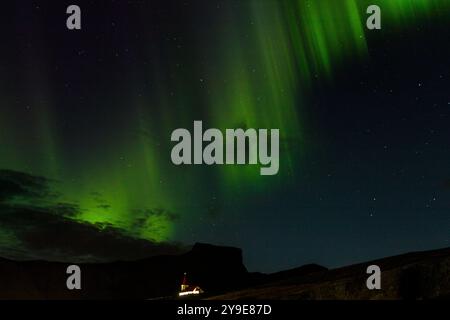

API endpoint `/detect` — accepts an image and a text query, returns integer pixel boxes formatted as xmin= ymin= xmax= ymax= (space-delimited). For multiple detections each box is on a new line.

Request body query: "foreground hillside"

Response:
xmin=1 ymin=244 xmax=449 ymax=299
xmin=207 ymin=247 xmax=450 ymax=300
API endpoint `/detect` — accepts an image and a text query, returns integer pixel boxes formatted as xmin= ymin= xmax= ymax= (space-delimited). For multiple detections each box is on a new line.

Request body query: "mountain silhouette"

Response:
xmin=0 ymin=244 xmax=449 ymax=299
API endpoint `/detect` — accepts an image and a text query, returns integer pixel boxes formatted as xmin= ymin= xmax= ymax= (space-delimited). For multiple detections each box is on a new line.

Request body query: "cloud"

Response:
xmin=0 ymin=170 xmax=187 ymax=262
xmin=0 ymin=169 xmax=53 ymax=202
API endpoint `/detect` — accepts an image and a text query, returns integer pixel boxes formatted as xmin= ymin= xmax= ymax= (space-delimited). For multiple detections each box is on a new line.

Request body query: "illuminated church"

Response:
xmin=178 ymin=272 xmax=204 ymax=297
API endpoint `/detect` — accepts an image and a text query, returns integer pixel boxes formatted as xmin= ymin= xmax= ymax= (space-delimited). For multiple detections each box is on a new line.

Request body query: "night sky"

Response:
xmin=0 ymin=0 xmax=449 ymax=272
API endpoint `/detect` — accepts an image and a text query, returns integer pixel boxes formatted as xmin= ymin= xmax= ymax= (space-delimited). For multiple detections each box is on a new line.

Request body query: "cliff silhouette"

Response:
xmin=0 ymin=243 xmax=248 ymax=299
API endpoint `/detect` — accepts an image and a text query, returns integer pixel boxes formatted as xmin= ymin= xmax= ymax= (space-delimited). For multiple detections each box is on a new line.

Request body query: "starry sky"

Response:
xmin=0 ymin=0 xmax=449 ymax=272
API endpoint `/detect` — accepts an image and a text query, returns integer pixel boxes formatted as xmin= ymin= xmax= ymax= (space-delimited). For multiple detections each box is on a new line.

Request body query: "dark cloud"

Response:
xmin=97 ymin=204 xmax=112 ymax=210
xmin=0 ymin=170 xmax=187 ymax=262
xmin=0 ymin=169 xmax=53 ymax=202
xmin=131 ymin=207 xmax=179 ymax=222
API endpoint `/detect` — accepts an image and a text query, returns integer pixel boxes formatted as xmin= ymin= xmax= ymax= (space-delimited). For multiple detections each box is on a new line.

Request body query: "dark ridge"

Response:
xmin=1 ymin=245 xmax=449 ymax=300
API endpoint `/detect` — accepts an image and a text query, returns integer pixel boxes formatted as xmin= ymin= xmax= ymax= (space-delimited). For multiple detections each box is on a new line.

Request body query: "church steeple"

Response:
xmin=178 ymin=272 xmax=204 ymax=297
xmin=181 ymin=272 xmax=188 ymax=292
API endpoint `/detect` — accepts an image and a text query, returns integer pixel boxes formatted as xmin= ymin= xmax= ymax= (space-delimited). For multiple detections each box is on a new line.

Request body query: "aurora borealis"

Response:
xmin=0 ymin=1 xmax=449 ymax=272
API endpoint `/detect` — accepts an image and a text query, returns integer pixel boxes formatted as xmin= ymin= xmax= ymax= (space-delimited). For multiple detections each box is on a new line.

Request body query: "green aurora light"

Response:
xmin=0 ymin=0 xmax=449 ymax=247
